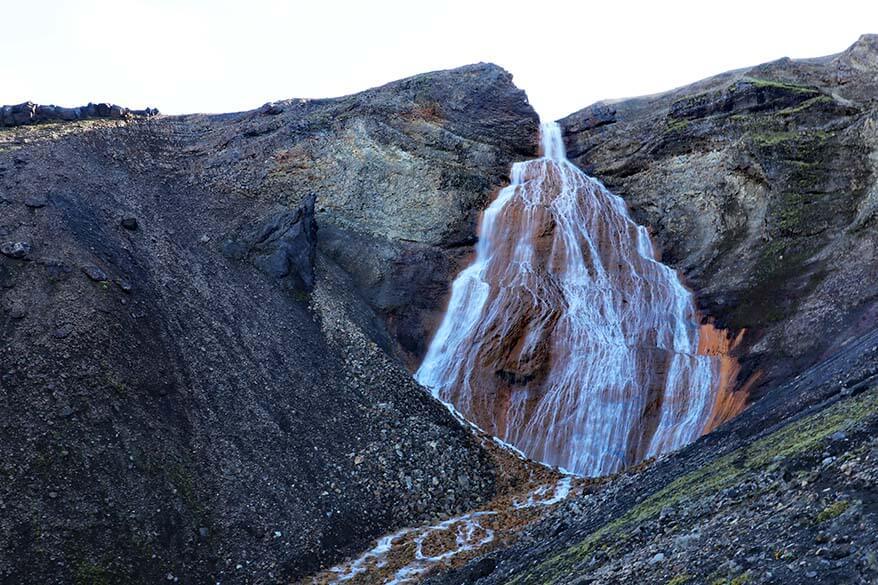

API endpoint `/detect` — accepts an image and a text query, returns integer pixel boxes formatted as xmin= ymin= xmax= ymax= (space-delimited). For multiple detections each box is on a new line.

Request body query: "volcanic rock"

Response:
xmin=0 ymin=101 xmax=158 ymax=127
xmin=81 ymin=264 xmax=108 ymax=282
xmin=1 ymin=241 xmax=31 ymax=259
xmin=24 ymin=194 xmax=47 ymax=208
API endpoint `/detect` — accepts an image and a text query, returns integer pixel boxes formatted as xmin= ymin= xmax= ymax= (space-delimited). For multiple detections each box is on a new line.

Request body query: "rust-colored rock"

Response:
xmin=417 ymin=123 xmax=746 ymax=476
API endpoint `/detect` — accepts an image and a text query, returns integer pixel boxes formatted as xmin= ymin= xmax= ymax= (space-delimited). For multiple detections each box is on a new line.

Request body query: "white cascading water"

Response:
xmin=415 ymin=122 xmax=727 ymax=477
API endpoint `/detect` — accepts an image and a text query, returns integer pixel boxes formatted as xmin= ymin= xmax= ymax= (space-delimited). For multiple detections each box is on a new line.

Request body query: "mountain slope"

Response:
xmin=430 ymin=332 xmax=878 ymax=584
xmin=0 ymin=64 xmax=538 ymax=583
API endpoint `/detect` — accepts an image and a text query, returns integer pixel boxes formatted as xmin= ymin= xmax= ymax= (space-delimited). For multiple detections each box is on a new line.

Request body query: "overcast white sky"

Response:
xmin=2 ymin=0 xmax=875 ymax=120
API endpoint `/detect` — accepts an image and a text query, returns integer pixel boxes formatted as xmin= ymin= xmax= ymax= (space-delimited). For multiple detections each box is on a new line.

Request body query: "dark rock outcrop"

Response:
xmin=0 ymin=64 xmax=537 ymax=584
xmin=223 ymin=194 xmax=318 ymax=292
xmin=0 ymin=101 xmax=158 ymax=127
xmin=560 ymin=34 xmax=878 ymax=396
xmin=0 ymin=241 xmax=31 ymax=259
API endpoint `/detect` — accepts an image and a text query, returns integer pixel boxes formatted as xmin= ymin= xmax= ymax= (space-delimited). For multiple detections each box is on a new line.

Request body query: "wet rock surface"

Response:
xmin=560 ymin=34 xmax=878 ymax=396
xmin=0 ymin=64 xmax=537 ymax=583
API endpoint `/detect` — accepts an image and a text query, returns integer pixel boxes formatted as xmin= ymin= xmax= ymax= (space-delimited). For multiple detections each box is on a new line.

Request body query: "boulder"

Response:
xmin=24 ymin=194 xmax=47 ymax=208
xmin=81 ymin=264 xmax=108 ymax=282
xmin=1 ymin=241 xmax=32 ymax=259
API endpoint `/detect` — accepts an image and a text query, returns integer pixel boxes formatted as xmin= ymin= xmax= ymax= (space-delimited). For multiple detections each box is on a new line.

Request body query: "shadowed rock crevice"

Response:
xmin=222 ymin=193 xmax=318 ymax=292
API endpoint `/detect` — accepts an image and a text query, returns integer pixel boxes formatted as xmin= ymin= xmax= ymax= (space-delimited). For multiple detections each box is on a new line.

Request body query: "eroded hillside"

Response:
xmin=0 ymin=64 xmax=538 ymax=583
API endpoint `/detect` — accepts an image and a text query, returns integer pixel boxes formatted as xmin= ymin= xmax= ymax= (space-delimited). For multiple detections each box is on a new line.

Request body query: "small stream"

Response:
xmin=324 ymin=475 xmax=576 ymax=584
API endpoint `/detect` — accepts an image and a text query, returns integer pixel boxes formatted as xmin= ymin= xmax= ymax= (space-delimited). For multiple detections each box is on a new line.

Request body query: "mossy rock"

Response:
xmin=509 ymin=388 xmax=878 ymax=584
xmin=815 ymin=500 xmax=850 ymax=523
xmin=74 ymin=561 xmax=117 ymax=585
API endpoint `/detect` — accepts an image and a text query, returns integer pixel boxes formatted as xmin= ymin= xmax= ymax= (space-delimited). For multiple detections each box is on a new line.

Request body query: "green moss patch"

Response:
xmin=665 ymin=118 xmax=690 ymax=133
xmin=741 ymin=77 xmax=820 ymax=95
xmin=776 ymin=95 xmax=834 ymax=116
xmin=74 ymin=561 xmax=116 ymax=585
xmin=750 ymin=129 xmax=831 ymax=148
xmin=815 ymin=500 xmax=850 ymax=523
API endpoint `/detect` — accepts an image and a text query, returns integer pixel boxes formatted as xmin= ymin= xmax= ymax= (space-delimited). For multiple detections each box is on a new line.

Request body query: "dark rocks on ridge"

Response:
xmin=0 ymin=101 xmax=158 ymax=127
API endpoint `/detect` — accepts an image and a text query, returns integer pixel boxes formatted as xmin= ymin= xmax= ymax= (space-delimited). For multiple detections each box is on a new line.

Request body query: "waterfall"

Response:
xmin=415 ymin=122 xmax=734 ymax=477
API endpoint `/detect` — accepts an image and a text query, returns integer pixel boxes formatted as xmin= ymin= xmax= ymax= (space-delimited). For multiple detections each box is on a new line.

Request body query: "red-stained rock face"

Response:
xmin=416 ymin=123 xmax=747 ymax=476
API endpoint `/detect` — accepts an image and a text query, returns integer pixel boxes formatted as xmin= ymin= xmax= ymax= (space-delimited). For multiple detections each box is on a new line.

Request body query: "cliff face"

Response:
xmin=0 ymin=64 xmax=538 ymax=583
xmin=560 ymin=34 xmax=878 ymax=395
xmin=191 ymin=63 xmax=540 ymax=366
